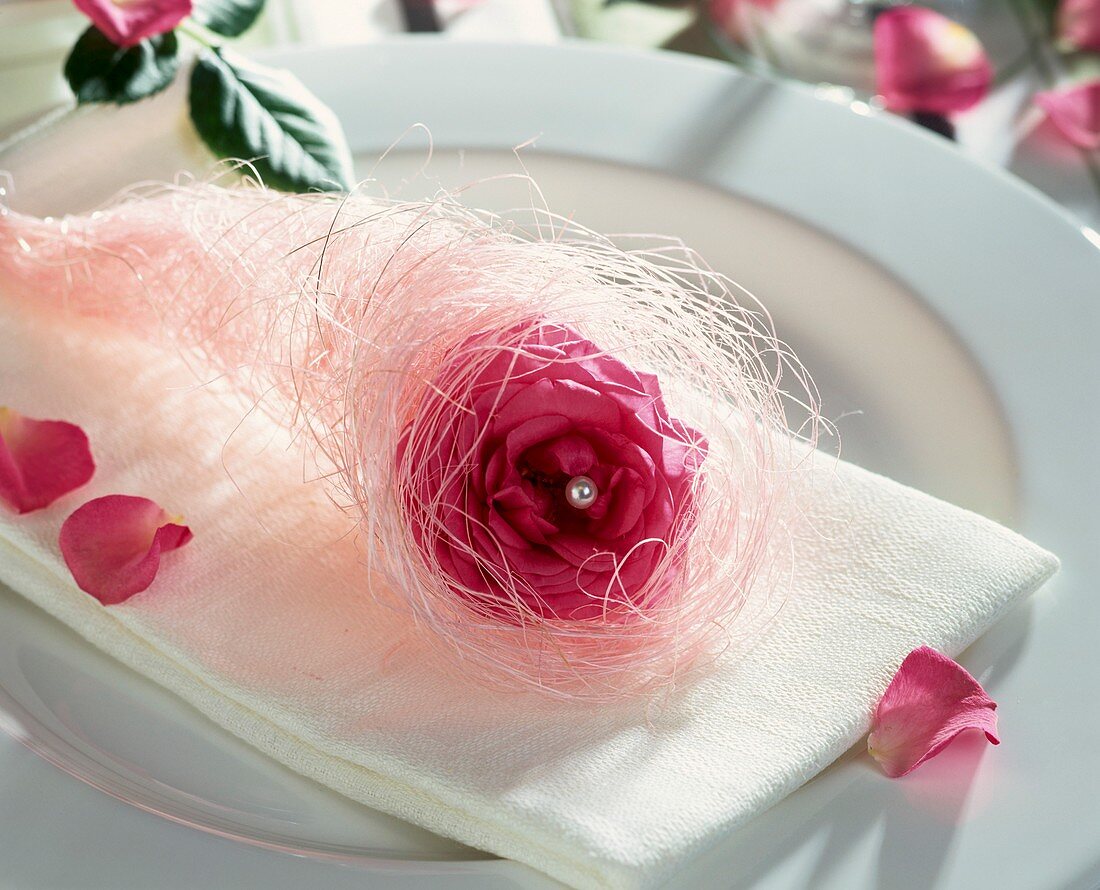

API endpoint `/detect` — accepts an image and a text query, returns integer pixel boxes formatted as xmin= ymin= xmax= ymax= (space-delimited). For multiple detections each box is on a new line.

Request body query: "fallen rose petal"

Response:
xmin=868 ymin=646 xmax=999 ymax=778
xmin=0 ymin=407 xmax=95 ymax=514
xmin=874 ymin=7 xmax=992 ymax=114
xmin=72 ymin=0 xmax=192 ymax=48
xmin=59 ymin=494 xmax=192 ymax=605
xmin=1057 ymin=0 xmax=1100 ymax=51
xmin=1036 ymin=80 xmax=1100 ymax=151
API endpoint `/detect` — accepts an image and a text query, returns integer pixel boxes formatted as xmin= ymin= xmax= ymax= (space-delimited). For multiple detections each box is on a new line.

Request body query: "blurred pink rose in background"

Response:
xmin=873 ymin=6 xmax=992 ymax=114
xmin=72 ymin=0 xmax=193 ymax=47
xmin=1057 ymin=0 xmax=1100 ymax=51
xmin=1036 ymin=80 xmax=1100 ymax=149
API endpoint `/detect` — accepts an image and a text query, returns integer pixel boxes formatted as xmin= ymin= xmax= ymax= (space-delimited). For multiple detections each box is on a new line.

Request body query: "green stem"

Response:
xmin=1006 ymin=0 xmax=1057 ymax=79
xmin=1084 ymin=157 xmax=1100 ymax=197
xmin=993 ymin=50 xmax=1038 ymax=89
xmin=178 ymin=21 xmax=219 ymax=50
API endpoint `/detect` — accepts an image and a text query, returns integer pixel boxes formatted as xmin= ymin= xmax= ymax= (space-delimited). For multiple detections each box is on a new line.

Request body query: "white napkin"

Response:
xmin=0 ymin=293 xmax=1057 ymax=890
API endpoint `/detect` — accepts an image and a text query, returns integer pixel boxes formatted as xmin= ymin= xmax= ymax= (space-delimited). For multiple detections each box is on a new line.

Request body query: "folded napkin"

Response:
xmin=0 ymin=293 xmax=1057 ymax=890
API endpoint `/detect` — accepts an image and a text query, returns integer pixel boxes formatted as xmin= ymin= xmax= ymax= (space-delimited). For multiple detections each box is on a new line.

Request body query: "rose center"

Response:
xmin=565 ymin=475 xmax=598 ymax=510
xmin=516 ymin=459 xmax=602 ymax=523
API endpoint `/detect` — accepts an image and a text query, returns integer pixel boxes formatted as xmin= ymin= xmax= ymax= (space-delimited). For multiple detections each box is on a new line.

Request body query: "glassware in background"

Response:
xmin=705 ymin=0 xmax=1032 ymax=97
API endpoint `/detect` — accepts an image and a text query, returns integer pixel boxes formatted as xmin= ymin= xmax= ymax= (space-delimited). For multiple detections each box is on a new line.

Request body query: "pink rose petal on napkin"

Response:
xmin=60 ymin=495 xmax=192 ymax=605
xmin=1057 ymin=0 xmax=1100 ymax=51
xmin=874 ymin=7 xmax=992 ymax=114
xmin=868 ymin=646 xmax=999 ymax=778
xmin=72 ymin=0 xmax=192 ymax=48
xmin=0 ymin=407 xmax=95 ymax=514
xmin=1036 ymin=80 xmax=1100 ymax=151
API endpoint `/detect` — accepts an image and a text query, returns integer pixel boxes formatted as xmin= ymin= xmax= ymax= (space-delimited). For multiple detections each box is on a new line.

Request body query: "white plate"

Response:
xmin=1 ymin=39 xmax=1098 ymax=890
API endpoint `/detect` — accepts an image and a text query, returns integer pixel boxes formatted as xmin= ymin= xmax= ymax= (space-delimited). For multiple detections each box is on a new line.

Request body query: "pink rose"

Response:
xmin=72 ymin=0 xmax=192 ymax=47
xmin=398 ymin=323 xmax=706 ymax=622
xmin=1057 ymin=0 xmax=1100 ymax=51
xmin=1035 ymin=80 xmax=1100 ymax=150
xmin=873 ymin=7 xmax=992 ymax=114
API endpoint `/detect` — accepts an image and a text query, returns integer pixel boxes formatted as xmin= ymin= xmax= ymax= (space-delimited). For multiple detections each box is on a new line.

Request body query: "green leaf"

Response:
xmin=191 ymin=0 xmax=266 ymax=38
xmin=188 ymin=48 xmax=353 ymax=193
xmin=63 ymin=26 xmax=180 ymax=106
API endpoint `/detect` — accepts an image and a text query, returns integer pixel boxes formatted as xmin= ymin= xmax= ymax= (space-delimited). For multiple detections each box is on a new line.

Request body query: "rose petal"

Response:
xmin=0 ymin=407 xmax=95 ymax=514
xmin=401 ymin=322 xmax=705 ymax=621
xmin=874 ymin=8 xmax=992 ymax=114
xmin=524 ymin=434 xmax=597 ymax=478
xmin=1057 ymin=0 xmax=1100 ymax=51
xmin=868 ymin=646 xmax=999 ymax=778
xmin=59 ymin=494 xmax=192 ymax=605
xmin=72 ymin=0 xmax=192 ymax=48
xmin=1036 ymin=80 xmax=1100 ymax=151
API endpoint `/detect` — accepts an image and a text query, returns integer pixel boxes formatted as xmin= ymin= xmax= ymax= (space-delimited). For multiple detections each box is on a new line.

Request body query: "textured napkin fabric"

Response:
xmin=0 ymin=294 xmax=1057 ymax=890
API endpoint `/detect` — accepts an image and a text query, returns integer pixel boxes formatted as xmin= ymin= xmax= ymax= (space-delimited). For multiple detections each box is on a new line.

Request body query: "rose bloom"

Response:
xmin=873 ymin=7 xmax=992 ymax=114
xmin=1035 ymin=80 xmax=1100 ymax=150
xmin=398 ymin=323 xmax=707 ymax=621
xmin=1057 ymin=0 xmax=1100 ymax=51
xmin=73 ymin=0 xmax=192 ymax=47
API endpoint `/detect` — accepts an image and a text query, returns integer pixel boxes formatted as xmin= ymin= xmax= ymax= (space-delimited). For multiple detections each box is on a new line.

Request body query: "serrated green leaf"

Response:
xmin=188 ymin=48 xmax=353 ymax=193
xmin=191 ymin=0 xmax=266 ymax=38
xmin=64 ymin=27 xmax=179 ymax=106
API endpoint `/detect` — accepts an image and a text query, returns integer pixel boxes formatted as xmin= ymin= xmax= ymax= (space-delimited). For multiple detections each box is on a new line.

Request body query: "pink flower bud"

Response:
xmin=0 ymin=407 xmax=95 ymax=514
xmin=873 ymin=7 xmax=992 ymax=114
xmin=1057 ymin=0 xmax=1100 ymax=51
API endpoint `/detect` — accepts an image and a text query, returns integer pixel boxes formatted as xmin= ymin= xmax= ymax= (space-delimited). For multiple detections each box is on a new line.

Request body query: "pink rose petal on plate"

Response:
xmin=72 ymin=0 xmax=192 ymax=48
xmin=874 ymin=7 xmax=993 ymax=114
xmin=1057 ymin=0 xmax=1100 ymax=51
xmin=60 ymin=495 xmax=192 ymax=605
xmin=0 ymin=407 xmax=95 ymax=514
xmin=868 ymin=646 xmax=999 ymax=778
xmin=1036 ymin=80 xmax=1100 ymax=151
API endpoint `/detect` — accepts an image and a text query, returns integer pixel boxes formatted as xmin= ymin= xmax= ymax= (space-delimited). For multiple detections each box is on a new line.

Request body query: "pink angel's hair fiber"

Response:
xmin=0 ymin=176 xmax=822 ymax=700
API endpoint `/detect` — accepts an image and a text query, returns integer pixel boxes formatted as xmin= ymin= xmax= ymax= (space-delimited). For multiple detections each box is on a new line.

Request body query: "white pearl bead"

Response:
xmin=565 ymin=475 xmax=598 ymax=510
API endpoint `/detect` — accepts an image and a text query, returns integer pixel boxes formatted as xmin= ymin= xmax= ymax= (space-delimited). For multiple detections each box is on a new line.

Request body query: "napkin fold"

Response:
xmin=0 ymin=293 xmax=1057 ymax=890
